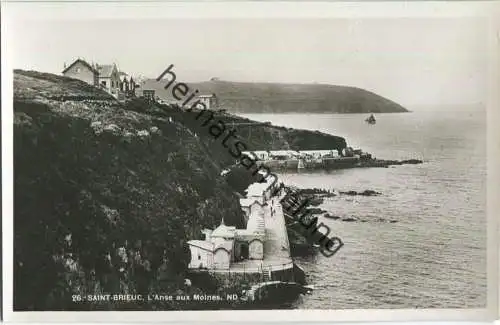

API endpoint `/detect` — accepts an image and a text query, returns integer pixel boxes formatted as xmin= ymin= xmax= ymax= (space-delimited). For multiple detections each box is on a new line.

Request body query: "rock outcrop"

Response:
xmin=13 ymin=70 xmax=351 ymax=311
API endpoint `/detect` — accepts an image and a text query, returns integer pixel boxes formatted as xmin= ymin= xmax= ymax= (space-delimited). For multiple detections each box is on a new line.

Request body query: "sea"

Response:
xmin=239 ymin=110 xmax=487 ymax=309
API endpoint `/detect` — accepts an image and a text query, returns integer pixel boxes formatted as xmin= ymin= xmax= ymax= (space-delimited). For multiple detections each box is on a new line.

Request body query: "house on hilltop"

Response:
xmin=142 ymin=89 xmax=156 ymax=102
xmin=62 ymin=58 xmax=136 ymax=99
xmin=61 ymin=58 xmax=99 ymax=86
xmin=95 ymin=63 xmax=121 ymax=97
xmin=118 ymin=72 xmax=136 ymax=96
xmin=196 ymin=93 xmax=218 ymax=110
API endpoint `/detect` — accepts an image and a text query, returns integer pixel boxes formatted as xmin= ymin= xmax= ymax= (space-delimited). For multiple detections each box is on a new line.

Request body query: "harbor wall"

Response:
xmin=187 ymin=266 xmax=297 ymax=289
xmin=256 ymin=156 xmax=361 ymax=170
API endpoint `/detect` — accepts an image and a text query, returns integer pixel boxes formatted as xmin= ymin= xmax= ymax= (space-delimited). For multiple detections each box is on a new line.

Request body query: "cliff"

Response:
xmin=14 ymin=70 xmax=249 ymax=310
xmin=13 ymin=70 xmax=347 ymax=310
xmin=138 ymin=79 xmax=408 ymax=114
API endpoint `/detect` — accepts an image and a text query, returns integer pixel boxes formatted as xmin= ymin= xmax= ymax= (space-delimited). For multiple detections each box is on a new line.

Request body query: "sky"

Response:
xmin=11 ymin=17 xmax=488 ymax=110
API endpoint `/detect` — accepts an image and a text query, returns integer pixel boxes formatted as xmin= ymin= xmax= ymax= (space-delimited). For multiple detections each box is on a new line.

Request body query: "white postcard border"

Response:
xmin=2 ymin=1 xmax=499 ymax=322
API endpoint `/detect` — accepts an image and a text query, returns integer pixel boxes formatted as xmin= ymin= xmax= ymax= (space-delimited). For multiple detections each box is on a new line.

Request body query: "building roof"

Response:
xmin=241 ymin=152 xmax=257 ymax=160
xmin=246 ymin=175 xmax=276 ymax=197
xmin=298 ymin=150 xmax=336 ymax=154
xmin=235 ymin=229 xmax=252 ymax=236
xmin=211 ymin=218 xmax=236 ymax=238
xmin=97 ymin=64 xmax=116 ymax=78
xmin=239 ymin=198 xmax=262 ymax=208
xmin=246 ymin=183 xmax=267 ymax=197
xmin=243 ymin=150 xmax=269 ymax=156
xmin=242 ymin=151 xmax=270 ymax=161
xmin=235 ymin=229 xmax=264 ymax=240
xmin=62 ymin=58 xmax=98 ymax=75
xmin=270 ymin=150 xmax=300 ymax=157
xmin=187 ymin=240 xmax=214 ymax=251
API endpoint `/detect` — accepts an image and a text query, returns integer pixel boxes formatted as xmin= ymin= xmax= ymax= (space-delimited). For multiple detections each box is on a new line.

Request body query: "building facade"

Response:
xmin=187 ymin=216 xmax=265 ymax=270
xmin=96 ymin=64 xmax=121 ymax=97
xmin=187 ymin=173 xmax=282 ymax=271
xmin=196 ymin=94 xmax=218 ymax=109
xmin=143 ymin=90 xmax=156 ymax=102
xmin=119 ymin=72 xmax=136 ymax=96
xmin=62 ymin=58 xmax=135 ymax=99
xmin=61 ymin=59 xmax=99 ymax=86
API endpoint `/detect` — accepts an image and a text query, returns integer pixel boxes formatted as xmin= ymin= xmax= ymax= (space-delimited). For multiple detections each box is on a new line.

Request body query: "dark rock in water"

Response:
xmin=307 ymin=208 xmax=327 ymax=215
xmin=324 ymin=213 xmax=398 ymax=224
xmin=298 ymin=188 xmax=337 ymax=198
xmin=323 ymin=213 xmax=340 ymax=220
xmin=339 ymin=190 xmax=358 ymax=196
xmin=339 ymin=189 xmax=382 ymax=196
xmin=359 ymin=158 xmax=423 ymax=168
xmin=290 ymin=243 xmax=318 ymax=257
xmin=360 ymin=190 xmax=381 ymax=196
xmin=307 ymin=196 xmax=324 ymax=207
xmin=321 ymin=213 xmax=400 ymax=224
xmin=401 ymin=159 xmax=423 ymax=164
xmin=299 ymin=188 xmax=329 ymax=195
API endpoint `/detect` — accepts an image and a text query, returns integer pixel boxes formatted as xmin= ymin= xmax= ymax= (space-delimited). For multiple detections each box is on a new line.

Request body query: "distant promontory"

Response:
xmin=138 ymin=79 xmax=409 ymax=114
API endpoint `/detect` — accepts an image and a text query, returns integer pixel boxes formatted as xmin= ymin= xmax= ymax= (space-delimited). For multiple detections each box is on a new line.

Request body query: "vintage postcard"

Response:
xmin=2 ymin=1 xmax=499 ymax=323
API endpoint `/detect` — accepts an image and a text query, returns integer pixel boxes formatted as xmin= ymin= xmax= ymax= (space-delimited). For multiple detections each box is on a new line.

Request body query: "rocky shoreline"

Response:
xmin=286 ymin=186 xmax=400 ymax=254
xmin=323 ymin=213 xmax=398 ymax=223
xmin=359 ymin=158 xmax=423 ymax=168
xmin=13 ymin=70 xmax=419 ymax=310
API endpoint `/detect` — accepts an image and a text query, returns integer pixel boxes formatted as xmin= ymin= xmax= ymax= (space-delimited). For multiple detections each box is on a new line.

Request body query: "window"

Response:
xmin=101 ymin=81 xmax=106 ymax=87
xmin=198 ymin=254 xmax=201 ymax=260
xmin=76 ymin=68 xmax=81 ymax=73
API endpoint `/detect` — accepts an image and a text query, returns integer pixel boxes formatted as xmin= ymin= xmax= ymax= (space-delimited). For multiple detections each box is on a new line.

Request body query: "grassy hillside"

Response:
xmin=138 ymin=79 xmax=408 ymax=114
xmin=14 ymin=70 xmax=348 ymax=310
xmin=14 ymin=70 xmax=245 ymax=310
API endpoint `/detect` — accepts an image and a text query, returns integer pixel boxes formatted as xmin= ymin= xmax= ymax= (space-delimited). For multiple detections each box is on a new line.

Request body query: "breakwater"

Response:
xmin=253 ymin=156 xmax=423 ymax=171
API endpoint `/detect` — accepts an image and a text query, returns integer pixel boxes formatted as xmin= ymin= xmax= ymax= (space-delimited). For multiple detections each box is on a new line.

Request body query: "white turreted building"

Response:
xmin=187 ymin=214 xmax=265 ymax=270
xmin=187 ymin=172 xmax=282 ymax=271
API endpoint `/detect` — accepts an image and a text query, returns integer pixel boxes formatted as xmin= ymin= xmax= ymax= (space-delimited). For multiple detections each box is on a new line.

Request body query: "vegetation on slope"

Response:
xmin=139 ymin=79 xmax=408 ymax=114
xmin=14 ymin=70 xmax=245 ymax=310
xmin=128 ymin=102 xmax=347 ymax=158
xmin=13 ymin=70 xmax=348 ymax=310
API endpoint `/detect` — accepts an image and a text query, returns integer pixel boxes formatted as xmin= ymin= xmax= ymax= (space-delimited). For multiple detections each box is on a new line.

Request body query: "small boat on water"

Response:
xmin=365 ymin=114 xmax=376 ymax=125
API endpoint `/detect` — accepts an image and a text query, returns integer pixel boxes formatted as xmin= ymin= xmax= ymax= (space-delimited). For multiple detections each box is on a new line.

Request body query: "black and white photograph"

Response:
xmin=2 ymin=1 xmax=499 ymax=322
